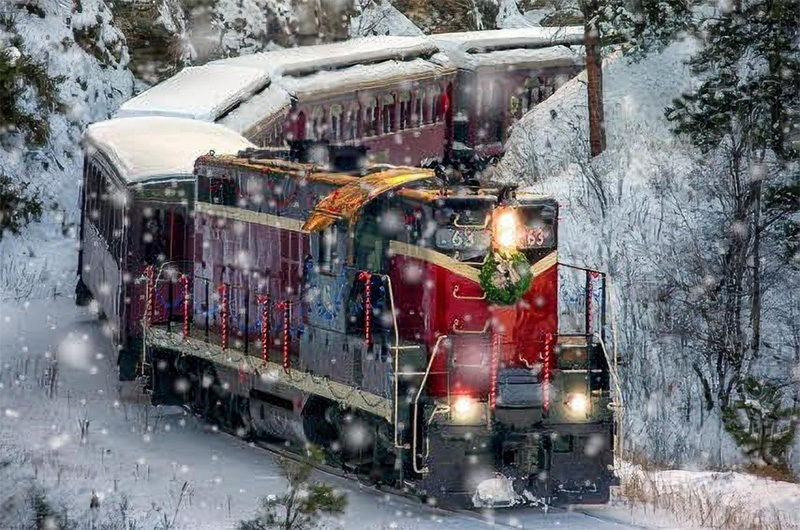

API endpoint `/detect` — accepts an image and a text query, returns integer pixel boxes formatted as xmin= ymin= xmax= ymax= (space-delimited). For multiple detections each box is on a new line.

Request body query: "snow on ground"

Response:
xmin=1 ymin=296 xmax=672 ymax=530
xmin=616 ymin=463 xmax=800 ymax=529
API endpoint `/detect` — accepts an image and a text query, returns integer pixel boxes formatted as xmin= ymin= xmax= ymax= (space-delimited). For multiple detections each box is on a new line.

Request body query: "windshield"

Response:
xmin=431 ymin=198 xmax=557 ymax=262
xmin=433 ymin=198 xmax=493 ymax=261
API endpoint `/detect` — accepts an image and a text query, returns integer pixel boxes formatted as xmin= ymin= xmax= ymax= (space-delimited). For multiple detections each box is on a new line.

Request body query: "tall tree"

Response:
xmin=666 ymin=0 xmax=800 ymax=410
xmin=580 ymin=0 xmax=606 ymax=157
xmin=579 ymin=0 xmax=694 ymax=158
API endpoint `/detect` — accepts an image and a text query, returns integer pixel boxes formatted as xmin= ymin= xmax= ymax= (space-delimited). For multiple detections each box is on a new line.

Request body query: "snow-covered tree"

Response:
xmin=723 ymin=376 xmax=797 ymax=469
xmin=665 ymin=0 xmax=800 ymax=414
xmin=0 ymin=27 xmax=64 ymax=146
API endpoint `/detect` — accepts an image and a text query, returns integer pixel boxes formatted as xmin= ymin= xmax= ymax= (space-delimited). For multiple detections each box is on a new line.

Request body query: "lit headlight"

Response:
xmin=566 ymin=393 xmax=590 ymax=416
xmin=451 ymin=396 xmax=484 ymax=424
xmin=493 ymin=207 xmax=521 ymax=252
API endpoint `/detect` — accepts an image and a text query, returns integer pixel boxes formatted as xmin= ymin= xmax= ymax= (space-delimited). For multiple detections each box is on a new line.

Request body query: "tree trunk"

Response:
xmin=583 ymin=0 xmax=606 ymax=158
xmin=750 ymin=176 xmax=762 ymax=364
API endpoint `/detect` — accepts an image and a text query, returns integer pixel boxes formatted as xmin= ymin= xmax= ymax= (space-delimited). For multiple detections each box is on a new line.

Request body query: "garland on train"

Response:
xmin=479 ymin=250 xmax=532 ymax=305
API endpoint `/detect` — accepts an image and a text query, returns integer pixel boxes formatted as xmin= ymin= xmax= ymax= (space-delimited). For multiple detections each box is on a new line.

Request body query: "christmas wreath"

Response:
xmin=479 ymin=250 xmax=532 ymax=306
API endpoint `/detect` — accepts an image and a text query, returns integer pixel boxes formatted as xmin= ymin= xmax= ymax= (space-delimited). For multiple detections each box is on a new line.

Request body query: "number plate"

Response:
xmin=524 ymin=226 xmax=553 ymax=248
xmin=435 ymin=228 xmax=491 ymax=251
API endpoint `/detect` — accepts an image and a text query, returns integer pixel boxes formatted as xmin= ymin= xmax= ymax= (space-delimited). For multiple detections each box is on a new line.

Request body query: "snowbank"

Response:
xmin=495 ymin=0 xmax=540 ymax=29
xmin=617 ymin=463 xmax=800 ymax=529
xmin=0 ymin=0 xmax=136 ymax=301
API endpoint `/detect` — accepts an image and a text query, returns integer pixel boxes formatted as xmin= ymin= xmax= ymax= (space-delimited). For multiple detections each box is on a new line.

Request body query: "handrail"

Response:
xmin=596 ymin=329 xmax=624 ymax=463
xmin=412 ymin=335 xmax=449 ymax=474
xmin=452 ymin=318 xmax=490 ymax=334
xmin=452 ymin=284 xmax=486 ymax=300
xmin=377 ymin=273 xmax=405 ymax=451
xmin=453 ymin=215 xmax=489 ymax=229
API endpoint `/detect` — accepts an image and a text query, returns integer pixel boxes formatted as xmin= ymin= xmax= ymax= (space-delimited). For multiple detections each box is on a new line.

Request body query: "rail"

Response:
xmin=377 ymin=273 xmax=425 ymax=451
xmin=412 ymin=334 xmax=449 ymax=474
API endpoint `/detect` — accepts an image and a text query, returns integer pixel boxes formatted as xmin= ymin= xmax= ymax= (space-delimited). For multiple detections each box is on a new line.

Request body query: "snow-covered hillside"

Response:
xmin=0 ymin=0 xmax=136 ymax=300
xmin=351 ymin=0 xmax=423 ymax=37
xmin=499 ymin=41 xmax=800 ymax=473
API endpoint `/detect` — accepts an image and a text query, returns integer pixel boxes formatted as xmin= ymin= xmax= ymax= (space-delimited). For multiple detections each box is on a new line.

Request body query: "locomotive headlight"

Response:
xmin=493 ymin=207 xmax=521 ymax=253
xmin=566 ymin=393 xmax=590 ymax=417
xmin=451 ymin=396 xmax=483 ymax=424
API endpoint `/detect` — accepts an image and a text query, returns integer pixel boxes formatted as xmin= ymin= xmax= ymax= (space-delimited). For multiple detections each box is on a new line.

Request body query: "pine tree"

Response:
xmin=722 ymin=376 xmax=797 ymax=468
xmin=238 ymin=446 xmax=347 ymax=530
xmin=0 ymin=173 xmax=43 ymax=241
xmin=0 ymin=28 xmax=65 ymax=146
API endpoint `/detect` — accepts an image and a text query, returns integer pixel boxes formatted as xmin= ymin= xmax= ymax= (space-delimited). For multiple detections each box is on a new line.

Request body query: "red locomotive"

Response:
xmin=78 ymin=116 xmax=619 ymax=508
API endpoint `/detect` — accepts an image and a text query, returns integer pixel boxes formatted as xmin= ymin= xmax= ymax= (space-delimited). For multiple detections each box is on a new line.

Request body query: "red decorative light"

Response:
xmin=358 ymin=271 xmax=372 ymax=349
xmin=278 ymin=300 xmax=290 ymax=373
xmin=181 ymin=274 xmax=191 ymax=341
xmin=219 ymin=284 xmax=229 ymax=350
xmin=542 ymin=332 xmax=554 ymax=412
xmin=257 ymin=294 xmax=270 ymax=365
xmin=145 ymin=265 xmax=155 ymax=328
xmin=490 ymin=328 xmax=500 ymax=410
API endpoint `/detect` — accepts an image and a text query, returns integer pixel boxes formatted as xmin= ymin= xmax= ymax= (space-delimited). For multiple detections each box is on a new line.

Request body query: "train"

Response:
xmin=77 ymin=114 xmax=621 ymax=508
xmin=114 ymin=30 xmax=585 ymax=167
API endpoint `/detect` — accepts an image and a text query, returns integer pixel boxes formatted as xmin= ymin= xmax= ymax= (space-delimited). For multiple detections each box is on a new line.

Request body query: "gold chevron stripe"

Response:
xmin=196 ymin=202 xmax=307 ymax=233
xmin=389 ymin=240 xmax=481 ymax=283
xmin=531 ymin=251 xmax=558 ymax=278
xmin=389 ymin=241 xmax=559 ymax=285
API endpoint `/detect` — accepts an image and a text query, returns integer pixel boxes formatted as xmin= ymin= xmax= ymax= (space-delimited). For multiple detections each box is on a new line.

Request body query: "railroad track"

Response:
xmin=216 ymin=428 xmax=641 ymax=530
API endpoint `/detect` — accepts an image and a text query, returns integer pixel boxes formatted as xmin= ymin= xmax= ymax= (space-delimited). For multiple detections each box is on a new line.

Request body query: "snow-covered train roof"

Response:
xmin=279 ymin=56 xmax=455 ymax=101
xmin=455 ymin=46 xmax=582 ymax=71
xmin=433 ymin=26 xmax=584 ymax=53
xmin=210 ymin=35 xmax=438 ymax=77
xmin=217 ymin=83 xmax=292 ymax=137
xmin=84 ymin=117 xmax=256 ymax=185
xmin=115 ymin=64 xmax=270 ymax=122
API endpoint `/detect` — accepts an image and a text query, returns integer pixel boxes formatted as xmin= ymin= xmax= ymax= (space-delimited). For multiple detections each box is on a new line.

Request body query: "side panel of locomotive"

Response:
xmin=187 ymin=158 xmax=401 ymax=454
